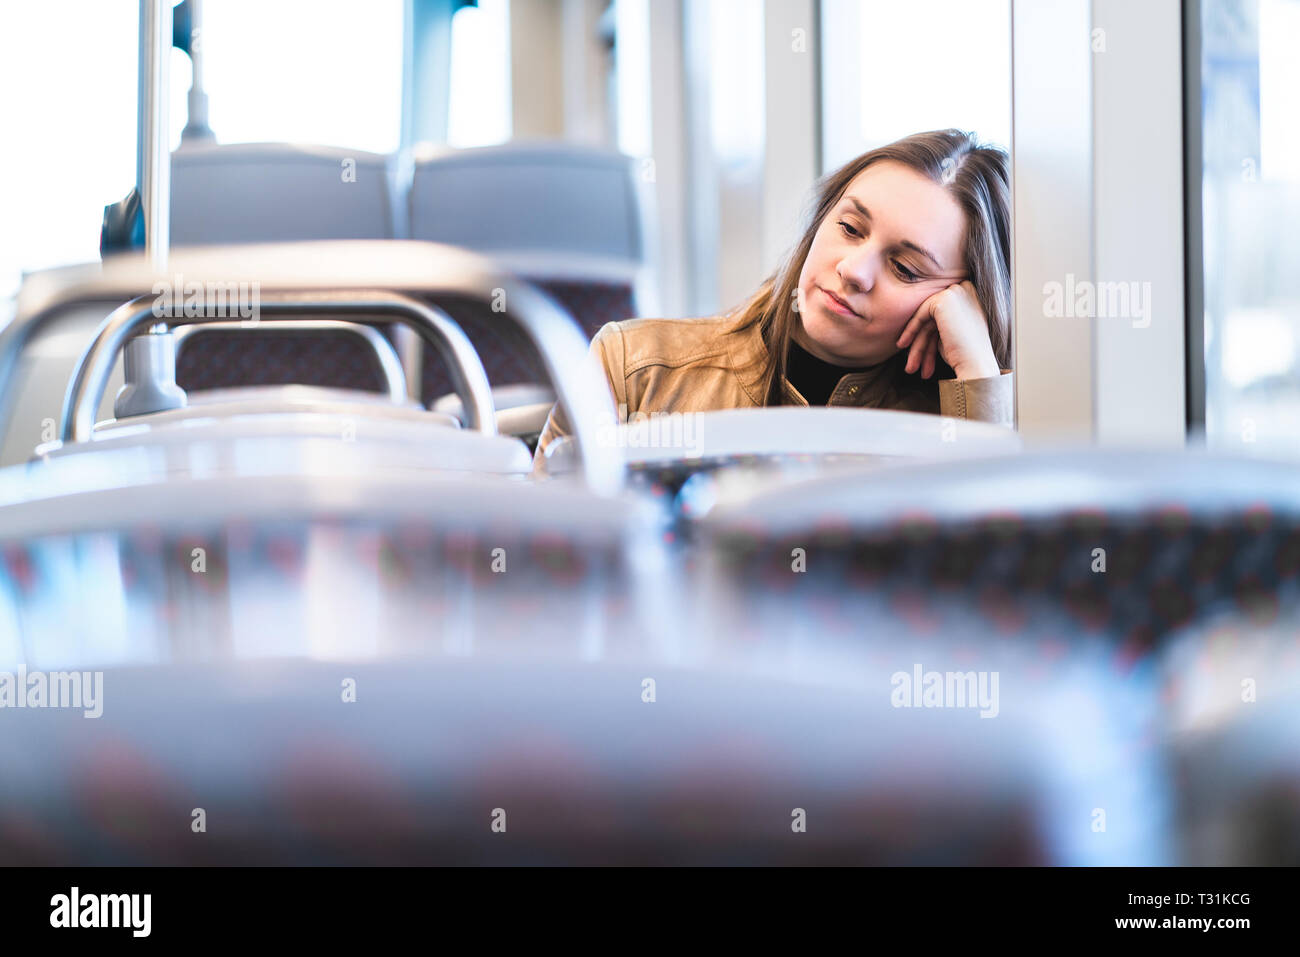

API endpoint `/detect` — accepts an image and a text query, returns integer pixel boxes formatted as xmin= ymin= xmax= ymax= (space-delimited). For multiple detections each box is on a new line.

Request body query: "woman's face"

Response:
xmin=795 ymin=160 xmax=968 ymax=367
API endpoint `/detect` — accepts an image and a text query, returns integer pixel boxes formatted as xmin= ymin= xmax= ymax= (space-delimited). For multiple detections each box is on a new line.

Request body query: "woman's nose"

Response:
xmin=837 ymin=245 xmax=880 ymax=293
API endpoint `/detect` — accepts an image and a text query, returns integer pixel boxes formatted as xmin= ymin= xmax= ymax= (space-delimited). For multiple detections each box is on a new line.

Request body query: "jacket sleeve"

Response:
xmin=530 ymin=321 xmax=627 ymax=478
xmin=937 ymin=370 xmax=1014 ymax=427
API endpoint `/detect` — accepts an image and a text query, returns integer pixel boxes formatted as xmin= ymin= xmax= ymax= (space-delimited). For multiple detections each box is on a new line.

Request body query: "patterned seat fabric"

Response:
xmin=175 ymin=329 xmax=389 ymax=394
xmin=171 ymin=280 xmax=634 ymax=403
xmin=418 ymin=279 xmax=636 ymax=405
xmin=712 ymin=508 xmax=1300 ymax=654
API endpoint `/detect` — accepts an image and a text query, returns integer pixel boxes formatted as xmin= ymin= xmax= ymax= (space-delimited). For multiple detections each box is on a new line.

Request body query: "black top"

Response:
xmin=785 ymin=338 xmax=879 ymax=406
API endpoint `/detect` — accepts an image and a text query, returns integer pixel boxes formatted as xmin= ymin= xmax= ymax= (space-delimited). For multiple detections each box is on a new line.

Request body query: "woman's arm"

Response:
xmin=897 ymin=280 xmax=1014 ymax=427
xmin=937 ymin=369 xmax=1014 ymax=425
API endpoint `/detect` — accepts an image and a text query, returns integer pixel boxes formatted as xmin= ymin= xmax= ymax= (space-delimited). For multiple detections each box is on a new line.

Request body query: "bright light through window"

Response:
xmin=201 ymin=0 xmax=404 ymax=152
xmin=708 ymin=0 xmax=763 ymax=165
xmin=447 ymin=0 xmax=512 ymax=147
xmin=1201 ymin=0 xmax=1300 ymax=456
xmin=0 ymin=0 xmax=405 ymax=300
xmin=1259 ymin=0 xmax=1300 ymax=182
xmin=614 ymin=0 xmax=651 ymax=160
xmin=0 ymin=1 xmax=171 ymax=297
xmin=857 ymin=0 xmax=1010 ymax=150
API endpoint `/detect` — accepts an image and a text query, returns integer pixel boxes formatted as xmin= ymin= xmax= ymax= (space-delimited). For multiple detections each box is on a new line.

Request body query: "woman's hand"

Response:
xmin=895 ymin=280 xmax=1001 ymax=380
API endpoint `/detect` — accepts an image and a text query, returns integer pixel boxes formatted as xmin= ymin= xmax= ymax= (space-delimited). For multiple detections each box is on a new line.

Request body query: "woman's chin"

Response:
xmin=806 ymin=310 xmax=865 ymax=343
xmin=812 ymin=337 xmax=892 ymax=367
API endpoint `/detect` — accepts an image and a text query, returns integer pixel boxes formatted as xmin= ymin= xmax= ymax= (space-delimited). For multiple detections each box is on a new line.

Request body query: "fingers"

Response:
xmin=921 ymin=330 xmax=938 ymax=379
xmin=905 ymin=323 xmax=935 ymax=375
xmin=898 ymin=283 xmax=965 ymax=349
xmin=903 ymin=322 xmax=943 ymax=379
xmin=903 ymin=324 xmax=923 ymax=372
xmin=896 ymin=290 xmax=941 ymax=349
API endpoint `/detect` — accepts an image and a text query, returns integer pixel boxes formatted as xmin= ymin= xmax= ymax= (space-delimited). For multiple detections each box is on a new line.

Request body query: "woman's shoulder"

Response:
xmin=592 ymin=314 xmax=744 ymax=373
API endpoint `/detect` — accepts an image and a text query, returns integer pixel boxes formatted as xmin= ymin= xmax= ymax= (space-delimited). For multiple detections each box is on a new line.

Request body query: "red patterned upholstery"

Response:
xmin=175 ymin=329 xmax=390 ymax=394
xmin=170 ymin=280 xmax=635 ymax=403
xmin=418 ymin=279 xmax=636 ymax=405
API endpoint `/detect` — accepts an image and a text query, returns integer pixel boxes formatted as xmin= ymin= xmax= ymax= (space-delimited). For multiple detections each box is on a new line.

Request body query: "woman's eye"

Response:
xmin=837 ymin=220 xmax=862 ymax=239
xmin=894 ymin=261 xmax=921 ymax=282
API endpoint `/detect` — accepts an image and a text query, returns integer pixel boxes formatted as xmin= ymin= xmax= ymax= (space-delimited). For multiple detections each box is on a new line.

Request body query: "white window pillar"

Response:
xmin=1010 ymin=0 xmax=1096 ymax=440
xmin=510 ymin=0 xmax=565 ymax=139
xmin=616 ymin=0 xmax=690 ymax=317
xmin=762 ymin=0 xmax=820 ymax=276
xmin=1011 ymin=0 xmax=1187 ymax=443
xmin=1091 ymin=0 xmax=1187 ymax=446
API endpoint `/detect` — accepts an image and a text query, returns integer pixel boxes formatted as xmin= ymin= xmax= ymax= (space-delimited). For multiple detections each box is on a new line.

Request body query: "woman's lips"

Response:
xmin=819 ymin=286 xmax=861 ymax=319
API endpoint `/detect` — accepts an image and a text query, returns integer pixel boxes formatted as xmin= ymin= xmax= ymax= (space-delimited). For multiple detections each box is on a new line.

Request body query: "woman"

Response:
xmin=533 ymin=128 xmax=1013 ymax=473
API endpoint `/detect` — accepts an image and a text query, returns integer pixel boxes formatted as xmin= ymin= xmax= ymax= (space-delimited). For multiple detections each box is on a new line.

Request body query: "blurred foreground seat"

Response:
xmin=1161 ymin=607 xmax=1300 ymax=865
xmin=695 ymin=447 xmax=1300 ymax=657
xmin=0 ymin=657 xmax=1064 ymax=865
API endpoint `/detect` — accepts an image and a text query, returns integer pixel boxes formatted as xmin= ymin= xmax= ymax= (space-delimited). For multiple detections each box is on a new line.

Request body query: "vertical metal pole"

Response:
xmin=140 ymin=0 xmax=172 ymax=270
xmin=400 ymin=0 xmax=456 ymax=150
xmin=182 ymin=0 xmax=216 ymax=143
xmin=1183 ymin=0 xmax=1206 ymax=442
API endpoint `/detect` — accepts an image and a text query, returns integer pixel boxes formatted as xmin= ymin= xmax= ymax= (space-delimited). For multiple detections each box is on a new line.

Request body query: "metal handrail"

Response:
xmin=60 ymin=290 xmax=496 ymax=443
xmin=170 ymin=319 xmax=409 ymax=405
xmin=138 ymin=0 xmax=170 ymax=270
xmin=1 ymin=240 xmax=626 ymax=495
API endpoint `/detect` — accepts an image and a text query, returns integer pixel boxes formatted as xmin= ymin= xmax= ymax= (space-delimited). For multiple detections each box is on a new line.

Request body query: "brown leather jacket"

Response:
xmin=533 ymin=314 xmax=1014 ymax=474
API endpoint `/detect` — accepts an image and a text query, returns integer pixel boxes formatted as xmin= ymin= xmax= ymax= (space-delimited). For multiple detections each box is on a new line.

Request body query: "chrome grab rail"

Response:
xmin=170 ymin=319 xmax=409 ymax=406
xmin=59 ymin=290 xmax=496 ymax=442
xmin=2 ymin=241 xmax=625 ymax=495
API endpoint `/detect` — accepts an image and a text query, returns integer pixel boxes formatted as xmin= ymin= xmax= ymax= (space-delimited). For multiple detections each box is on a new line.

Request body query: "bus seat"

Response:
xmin=168 ymin=143 xmax=404 ymax=393
xmin=433 ymin=383 xmax=556 ymax=450
xmin=170 ymin=142 xmax=398 ymax=245
xmin=695 ymin=447 xmax=1300 ymax=660
xmin=0 ymin=303 xmax=125 ymax=468
xmin=0 ymin=656 xmax=1063 ymax=864
xmin=1160 ymin=607 xmax=1300 ymax=864
xmin=0 ymin=466 xmax=663 ymax=667
xmin=408 ymin=143 xmax=649 ymax=403
xmin=420 ymin=277 xmax=635 ymax=405
xmin=173 ymin=326 xmax=391 ymax=394
xmin=540 ymin=406 xmax=1023 ymax=523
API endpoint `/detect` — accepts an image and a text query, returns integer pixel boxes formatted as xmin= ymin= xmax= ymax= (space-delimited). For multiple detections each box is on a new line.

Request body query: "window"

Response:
xmin=0 ymin=0 xmax=407 ymax=301
xmin=200 ymin=0 xmax=404 ymax=152
xmin=446 ymin=0 xmax=512 ymax=147
xmin=821 ymin=0 xmax=1011 ymax=171
xmin=0 ymin=1 xmax=154 ymax=296
xmin=1198 ymin=0 xmax=1300 ymax=456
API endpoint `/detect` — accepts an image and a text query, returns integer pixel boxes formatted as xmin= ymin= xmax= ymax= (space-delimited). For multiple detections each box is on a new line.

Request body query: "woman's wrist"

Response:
xmin=951 ymin=354 xmax=1001 ymax=380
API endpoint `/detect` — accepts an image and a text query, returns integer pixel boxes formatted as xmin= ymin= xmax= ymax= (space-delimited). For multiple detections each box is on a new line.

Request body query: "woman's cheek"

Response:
xmin=881 ymin=292 xmax=920 ymax=340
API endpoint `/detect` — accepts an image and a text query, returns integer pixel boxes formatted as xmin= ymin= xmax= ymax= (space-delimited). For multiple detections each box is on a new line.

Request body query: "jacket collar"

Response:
xmin=723 ymin=316 xmax=770 ymax=405
xmin=724 ymin=315 xmax=908 ymax=407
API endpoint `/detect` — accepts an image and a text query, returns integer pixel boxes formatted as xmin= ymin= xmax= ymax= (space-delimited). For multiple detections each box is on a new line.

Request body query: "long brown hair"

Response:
xmin=727 ymin=129 xmax=1011 ymax=406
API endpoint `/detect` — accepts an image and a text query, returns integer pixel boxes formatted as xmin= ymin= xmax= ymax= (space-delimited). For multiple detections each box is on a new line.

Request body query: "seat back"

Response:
xmin=696 ymin=448 xmax=1300 ymax=657
xmin=173 ymin=327 xmax=390 ymax=394
xmin=409 ymin=143 xmax=649 ymax=402
xmin=169 ymin=143 xmax=401 ymax=392
xmin=171 ymin=142 xmax=398 ymax=245
xmin=1161 ymin=608 xmax=1300 ymax=864
xmin=0 ymin=467 xmax=654 ymax=667
xmin=0 ymin=656 xmax=1054 ymax=864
